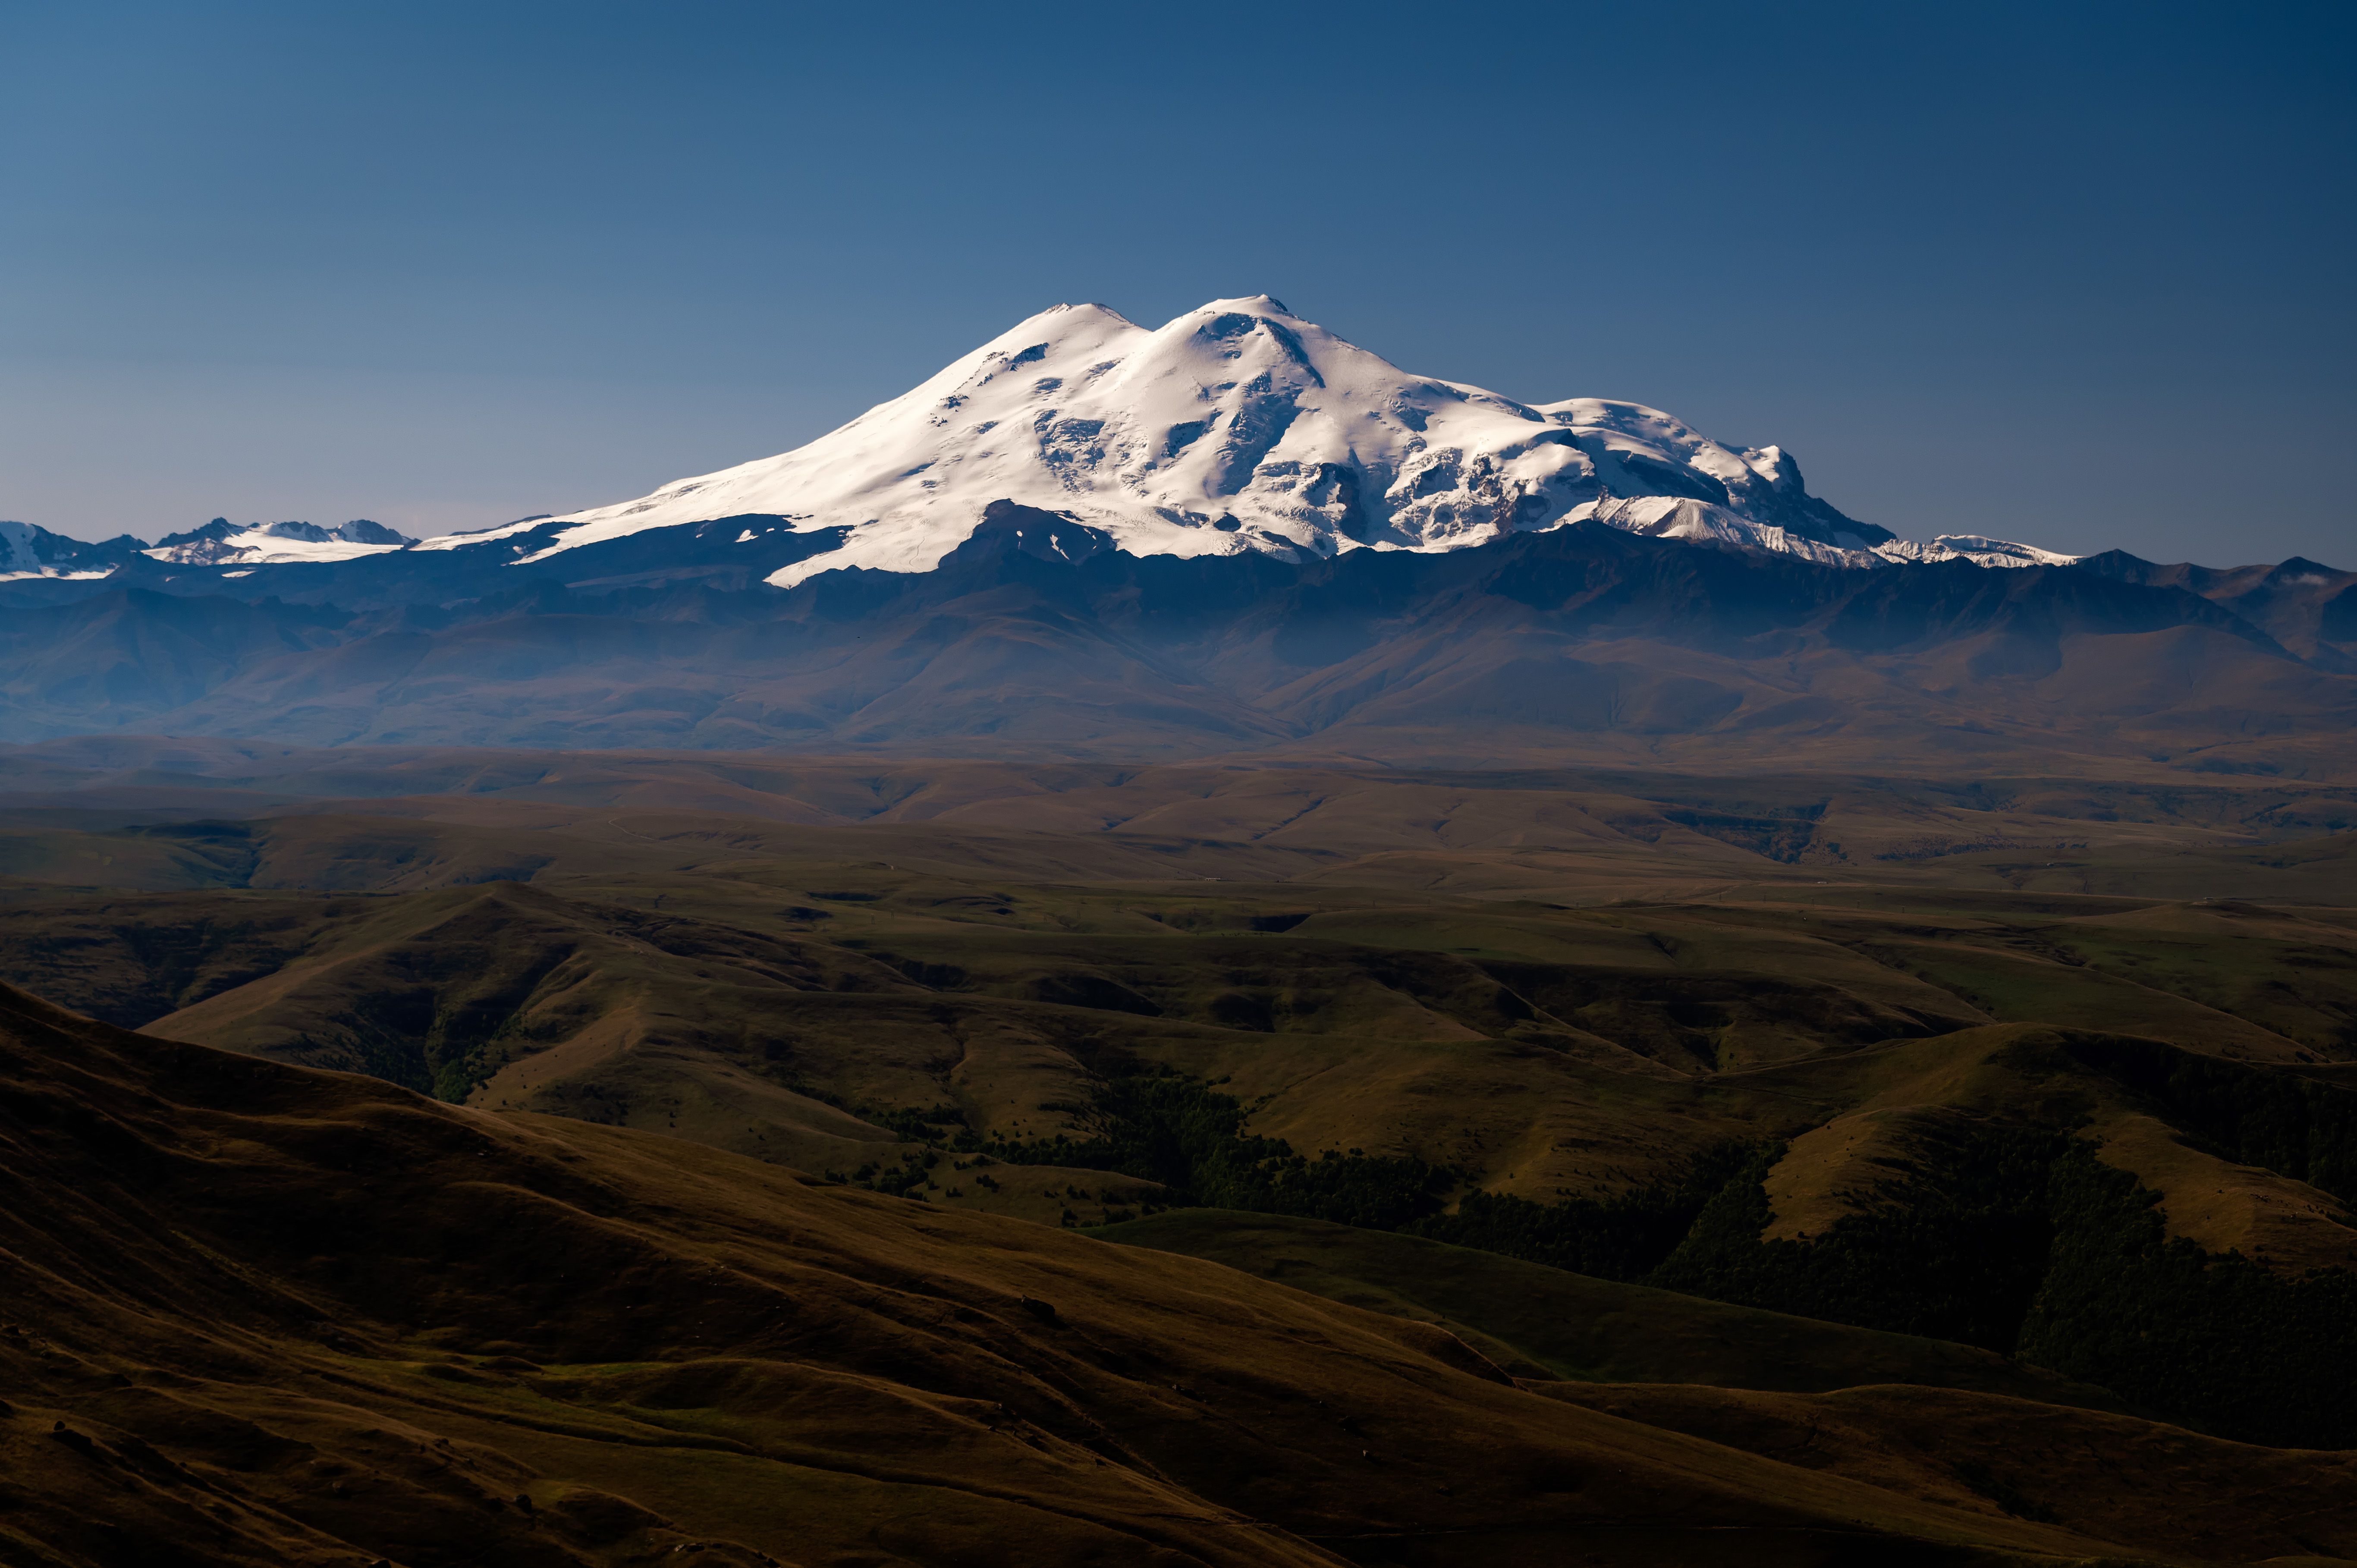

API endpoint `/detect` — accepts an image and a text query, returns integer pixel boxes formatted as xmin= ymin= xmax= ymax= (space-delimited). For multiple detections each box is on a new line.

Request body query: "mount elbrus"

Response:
xmin=0 ymin=296 xmax=2350 ymax=760
xmin=7 ymin=296 xmax=2082 ymax=584
xmin=405 ymin=294 xmax=2057 ymax=579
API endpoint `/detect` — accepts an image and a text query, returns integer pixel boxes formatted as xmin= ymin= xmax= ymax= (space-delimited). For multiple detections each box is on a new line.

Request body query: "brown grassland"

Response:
xmin=3 ymin=744 xmax=2357 ymax=1566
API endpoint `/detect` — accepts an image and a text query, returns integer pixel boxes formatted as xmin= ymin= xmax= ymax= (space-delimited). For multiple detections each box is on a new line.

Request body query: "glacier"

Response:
xmin=143 ymin=518 xmax=415 ymax=567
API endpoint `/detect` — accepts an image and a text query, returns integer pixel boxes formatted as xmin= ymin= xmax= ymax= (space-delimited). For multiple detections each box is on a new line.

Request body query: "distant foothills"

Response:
xmin=0 ymin=297 xmax=2348 ymax=759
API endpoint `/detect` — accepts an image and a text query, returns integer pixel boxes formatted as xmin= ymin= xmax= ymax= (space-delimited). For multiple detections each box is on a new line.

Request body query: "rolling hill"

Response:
xmin=12 ymin=977 xmax=2357 ymax=1566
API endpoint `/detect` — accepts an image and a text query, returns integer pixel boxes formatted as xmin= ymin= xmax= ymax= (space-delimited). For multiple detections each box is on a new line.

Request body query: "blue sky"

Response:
xmin=3 ymin=0 xmax=2351 ymax=563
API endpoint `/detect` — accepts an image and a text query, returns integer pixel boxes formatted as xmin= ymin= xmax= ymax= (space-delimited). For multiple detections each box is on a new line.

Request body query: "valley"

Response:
xmin=2 ymin=745 xmax=2356 ymax=1564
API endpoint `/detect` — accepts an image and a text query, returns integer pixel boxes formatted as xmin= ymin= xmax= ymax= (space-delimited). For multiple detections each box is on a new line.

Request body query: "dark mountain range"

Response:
xmin=0 ymin=504 xmax=2350 ymax=770
xmin=2075 ymin=549 xmax=2357 ymax=664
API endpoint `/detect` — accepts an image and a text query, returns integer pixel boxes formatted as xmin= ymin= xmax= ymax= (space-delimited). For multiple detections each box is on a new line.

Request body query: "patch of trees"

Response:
xmin=1644 ymin=1125 xmax=2066 ymax=1353
xmin=987 ymin=1073 xmax=1451 ymax=1229
xmin=835 ymin=1147 xmax=939 ymax=1197
xmin=2020 ymin=1147 xmax=2357 ymax=1449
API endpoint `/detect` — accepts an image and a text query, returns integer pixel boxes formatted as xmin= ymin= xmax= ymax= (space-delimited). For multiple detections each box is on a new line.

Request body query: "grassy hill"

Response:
xmin=16 ymin=979 xmax=2331 ymax=1567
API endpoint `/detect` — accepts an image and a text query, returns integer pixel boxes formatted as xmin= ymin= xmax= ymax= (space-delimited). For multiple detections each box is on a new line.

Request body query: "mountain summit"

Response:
xmin=426 ymin=297 xmax=2043 ymax=585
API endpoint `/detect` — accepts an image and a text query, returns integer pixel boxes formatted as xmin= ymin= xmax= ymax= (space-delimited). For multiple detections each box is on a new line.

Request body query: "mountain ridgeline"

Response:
xmin=0 ymin=503 xmax=2347 ymax=764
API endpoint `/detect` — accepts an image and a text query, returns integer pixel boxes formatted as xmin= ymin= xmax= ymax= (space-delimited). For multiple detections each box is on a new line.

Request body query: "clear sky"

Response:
xmin=3 ymin=0 xmax=2351 ymax=564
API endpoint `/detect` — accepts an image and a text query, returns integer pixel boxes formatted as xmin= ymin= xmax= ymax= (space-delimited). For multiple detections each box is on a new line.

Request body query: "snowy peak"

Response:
xmin=417 ymin=297 xmax=2077 ymax=584
xmin=1879 ymin=534 xmax=2084 ymax=569
xmin=145 ymin=518 xmax=415 ymax=567
xmin=0 ymin=520 xmax=146 ymax=581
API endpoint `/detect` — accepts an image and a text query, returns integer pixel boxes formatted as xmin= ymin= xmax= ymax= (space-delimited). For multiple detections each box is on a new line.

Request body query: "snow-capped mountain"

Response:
xmin=144 ymin=518 xmax=414 ymax=568
xmin=420 ymin=296 xmax=2073 ymax=585
xmin=0 ymin=520 xmax=148 ymax=581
